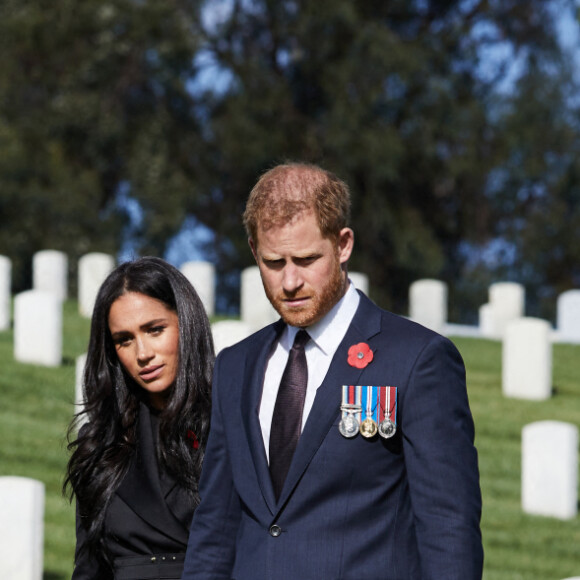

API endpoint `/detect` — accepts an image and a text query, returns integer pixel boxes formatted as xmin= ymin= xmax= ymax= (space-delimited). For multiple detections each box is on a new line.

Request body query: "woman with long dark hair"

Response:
xmin=64 ymin=257 xmax=214 ymax=579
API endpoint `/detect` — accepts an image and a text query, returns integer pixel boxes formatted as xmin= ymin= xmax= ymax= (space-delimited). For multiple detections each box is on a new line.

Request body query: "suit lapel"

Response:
xmin=276 ymin=293 xmax=382 ymax=508
xmin=241 ymin=321 xmax=285 ymax=514
xmin=116 ymin=403 xmax=189 ymax=544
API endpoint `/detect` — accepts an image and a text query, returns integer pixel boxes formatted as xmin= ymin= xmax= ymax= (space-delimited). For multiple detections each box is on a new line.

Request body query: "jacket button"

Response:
xmin=269 ymin=524 xmax=282 ymax=537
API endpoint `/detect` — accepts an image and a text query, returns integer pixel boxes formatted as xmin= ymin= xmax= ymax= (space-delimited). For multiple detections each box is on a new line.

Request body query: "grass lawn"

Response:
xmin=1 ymin=303 xmax=579 ymax=579
xmin=0 ymin=300 xmax=90 ymax=579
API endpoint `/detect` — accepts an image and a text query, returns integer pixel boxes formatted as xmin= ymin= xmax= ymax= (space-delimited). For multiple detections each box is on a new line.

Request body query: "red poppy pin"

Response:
xmin=347 ymin=342 xmax=374 ymax=369
xmin=187 ymin=430 xmax=200 ymax=450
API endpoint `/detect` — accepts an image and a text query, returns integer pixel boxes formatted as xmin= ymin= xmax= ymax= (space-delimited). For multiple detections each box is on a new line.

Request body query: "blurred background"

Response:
xmin=1 ymin=0 xmax=580 ymax=321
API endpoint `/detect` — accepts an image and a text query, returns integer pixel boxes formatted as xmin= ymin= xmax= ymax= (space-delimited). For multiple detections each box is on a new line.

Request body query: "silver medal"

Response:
xmin=338 ymin=413 xmax=360 ymax=438
xmin=378 ymin=418 xmax=396 ymax=439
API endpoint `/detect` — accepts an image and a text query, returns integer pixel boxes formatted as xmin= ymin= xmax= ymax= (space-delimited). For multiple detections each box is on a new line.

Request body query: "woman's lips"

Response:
xmin=139 ymin=365 xmax=164 ymax=381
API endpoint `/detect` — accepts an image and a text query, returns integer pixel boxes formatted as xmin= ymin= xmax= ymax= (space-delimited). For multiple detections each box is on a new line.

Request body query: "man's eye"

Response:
xmin=297 ymin=256 xmax=317 ymax=265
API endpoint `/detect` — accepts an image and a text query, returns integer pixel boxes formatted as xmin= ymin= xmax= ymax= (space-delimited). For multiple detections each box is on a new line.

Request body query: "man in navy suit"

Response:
xmin=182 ymin=162 xmax=483 ymax=579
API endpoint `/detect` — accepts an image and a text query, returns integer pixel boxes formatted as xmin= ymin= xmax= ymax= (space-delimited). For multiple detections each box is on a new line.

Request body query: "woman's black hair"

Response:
xmin=63 ymin=256 xmax=214 ymax=566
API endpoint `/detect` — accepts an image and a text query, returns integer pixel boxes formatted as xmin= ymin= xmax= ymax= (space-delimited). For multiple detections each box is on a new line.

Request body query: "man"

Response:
xmin=182 ymin=163 xmax=483 ymax=579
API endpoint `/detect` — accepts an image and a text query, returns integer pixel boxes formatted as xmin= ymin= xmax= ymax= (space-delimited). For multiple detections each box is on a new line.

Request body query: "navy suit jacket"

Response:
xmin=182 ymin=292 xmax=483 ymax=580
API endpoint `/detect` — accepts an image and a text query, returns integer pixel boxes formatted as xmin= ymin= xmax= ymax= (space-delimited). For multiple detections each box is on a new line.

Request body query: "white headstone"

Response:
xmin=241 ymin=266 xmax=279 ymax=331
xmin=409 ymin=279 xmax=447 ymax=334
xmin=349 ymin=272 xmax=369 ymax=296
xmin=180 ymin=261 xmax=216 ymax=317
xmin=0 ymin=255 xmax=11 ymax=331
xmin=0 ymin=476 xmax=45 ymax=580
xmin=14 ymin=290 xmax=62 ymax=367
xmin=478 ymin=303 xmax=494 ymax=337
xmin=557 ymin=289 xmax=580 ymax=343
xmin=484 ymin=282 xmax=525 ymax=339
xmin=75 ymin=353 xmax=88 ymax=427
xmin=502 ymin=317 xmax=552 ymax=400
xmin=78 ymin=253 xmax=115 ymax=318
xmin=32 ymin=250 xmax=68 ymax=301
xmin=522 ymin=421 xmax=578 ymax=520
xmin=211 ymin=320 xmax=254 ymax=354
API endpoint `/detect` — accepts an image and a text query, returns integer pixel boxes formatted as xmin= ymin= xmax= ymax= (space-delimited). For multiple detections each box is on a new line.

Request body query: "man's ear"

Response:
xmin=249 ymin=237 xmax=258 ymax=261
xmin=338 ymin=228 xmax=354 ymax=264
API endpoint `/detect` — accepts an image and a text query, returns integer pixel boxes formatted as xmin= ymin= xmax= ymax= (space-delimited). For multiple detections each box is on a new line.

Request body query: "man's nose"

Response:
xmin=282 ymin=263 xmax=304 ymax=293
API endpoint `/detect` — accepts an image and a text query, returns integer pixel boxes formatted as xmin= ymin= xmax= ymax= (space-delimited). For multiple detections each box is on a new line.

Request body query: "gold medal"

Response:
xmin=359 ymin=386 xmax=378 ymax=438
xmin=360 ymin=417 xmax=378 ymax=438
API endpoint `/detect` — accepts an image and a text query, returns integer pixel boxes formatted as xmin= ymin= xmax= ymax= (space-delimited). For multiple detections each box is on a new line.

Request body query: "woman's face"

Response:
xmin=108 ymin=292 xmax=180 ymax=409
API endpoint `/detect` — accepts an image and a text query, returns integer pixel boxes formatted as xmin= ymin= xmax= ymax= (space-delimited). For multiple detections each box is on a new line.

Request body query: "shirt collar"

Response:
xmin=284 ymin=279 xmax=360 ymax=354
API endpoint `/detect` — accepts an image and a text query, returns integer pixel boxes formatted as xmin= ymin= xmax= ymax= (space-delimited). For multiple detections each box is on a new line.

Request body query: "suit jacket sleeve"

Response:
xmin=402 ymin=334 xmax=483 ymax=578
xmin=71 ymin=500 xmax=113 ymax=580
xmin=181 ymin=351 xmax=242 ymax=579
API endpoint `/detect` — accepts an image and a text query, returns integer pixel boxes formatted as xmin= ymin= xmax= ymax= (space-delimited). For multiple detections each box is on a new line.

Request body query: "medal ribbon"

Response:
xmin=341 ymin=385 xmax=362 ymax=422
xmin=378 ymin=386 xmax=397 ymax=424
xmin=342 ymin=386 xmax=396 ymax=426
xmin=361 ymin=386 xmax=378 ymax=423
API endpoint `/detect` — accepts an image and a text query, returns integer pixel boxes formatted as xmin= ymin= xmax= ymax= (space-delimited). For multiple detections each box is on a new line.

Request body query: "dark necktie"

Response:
xmin=269 ymin=329 xmax=310 ymax=500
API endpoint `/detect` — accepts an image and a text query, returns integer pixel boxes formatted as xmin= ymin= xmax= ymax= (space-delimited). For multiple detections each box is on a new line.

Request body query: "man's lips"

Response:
xmin=139 ymin=365 xmax=164 ymax=381
xmin=282 ymin=296 xmax=310 ymax=308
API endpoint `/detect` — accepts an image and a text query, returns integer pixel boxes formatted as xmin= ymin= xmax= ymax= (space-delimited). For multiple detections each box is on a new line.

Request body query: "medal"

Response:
xmin=360 ymin=417 xmax=378 ymax=438
xmin=339 ymin=386 xmax=362 ymax=439
xmin=359 ymin=386 xmax=377 ymax=438
xmin=378 ymin=418 xmax=396 ymax=439
xmin=378 ymin=386 xmax=397 ymax=440
xmin=338 ymin=412 xmax=359 ymax=438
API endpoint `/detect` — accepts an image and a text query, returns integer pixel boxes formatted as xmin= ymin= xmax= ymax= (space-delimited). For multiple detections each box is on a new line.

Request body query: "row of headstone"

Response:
xmin=409 ymin=279 xmax=526 ymax=338
xmin=5 ymin=253 xmax=580 ymax=343
xmin=408 ymin=278 xmax=580 ymax=344
xmin=0 ymin=476 xmax=44 ymax=580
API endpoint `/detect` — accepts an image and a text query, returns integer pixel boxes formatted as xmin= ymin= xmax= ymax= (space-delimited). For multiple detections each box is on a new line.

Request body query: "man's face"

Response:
xmin=250 ymin=210 xmax=354 ymax=327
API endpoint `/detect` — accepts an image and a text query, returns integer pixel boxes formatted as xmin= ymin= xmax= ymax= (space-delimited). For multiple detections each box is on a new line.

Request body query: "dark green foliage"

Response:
xmin=0 ymin=0 xmax=204 ymax=290
xmin=1 ymin=0 xmax=578 ymax=320
xmin=192 ymin=0 xmax=578 ymax=317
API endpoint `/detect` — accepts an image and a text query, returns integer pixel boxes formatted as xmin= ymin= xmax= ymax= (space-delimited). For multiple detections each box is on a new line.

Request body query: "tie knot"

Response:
xmin=292 ymin=329 xmax=310 ymax=350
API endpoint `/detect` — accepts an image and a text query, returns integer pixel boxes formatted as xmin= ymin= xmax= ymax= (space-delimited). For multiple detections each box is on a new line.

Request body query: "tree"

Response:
xmin=1 ymin=0 xmax=577 ymax=321
xmin=0 ymin=0 xmax=204 ymax=290
xmin=193 ymin=0 xmax=576 ymax=319
xmin=477 ymin=51 xmax=580 ymax=321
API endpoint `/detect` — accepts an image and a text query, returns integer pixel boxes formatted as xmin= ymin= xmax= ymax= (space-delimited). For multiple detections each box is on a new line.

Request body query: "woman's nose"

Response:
xmin=136 ymin=337 xmax=154 ymax=363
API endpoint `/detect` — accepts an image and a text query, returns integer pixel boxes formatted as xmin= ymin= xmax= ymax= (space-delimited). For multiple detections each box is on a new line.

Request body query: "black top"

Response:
xmin=72 ymin=403 xmax=194 ymax=580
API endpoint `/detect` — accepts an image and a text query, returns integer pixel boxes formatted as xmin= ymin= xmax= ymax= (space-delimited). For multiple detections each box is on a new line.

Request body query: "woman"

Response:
xmin=64 ymin=257 xmax=214 ymax=579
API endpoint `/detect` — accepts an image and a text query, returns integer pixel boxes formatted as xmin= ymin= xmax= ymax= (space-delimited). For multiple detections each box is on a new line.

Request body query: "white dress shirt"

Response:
xmin=259 ymin=281 xmax=360 ymax=460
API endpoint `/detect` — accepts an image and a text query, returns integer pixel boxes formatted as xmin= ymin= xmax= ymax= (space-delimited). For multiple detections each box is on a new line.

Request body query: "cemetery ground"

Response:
xmin=1 ymin=303 xmax=580 ymax=579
